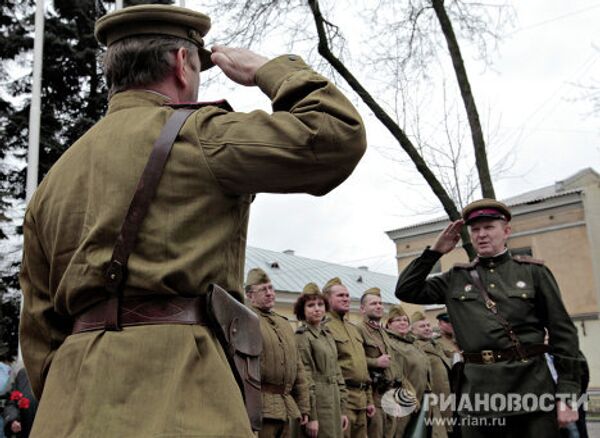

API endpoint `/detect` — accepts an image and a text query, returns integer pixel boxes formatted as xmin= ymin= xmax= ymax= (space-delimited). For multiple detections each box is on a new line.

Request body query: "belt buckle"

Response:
xmin=481 ymin=350 xmax=495 ymax=364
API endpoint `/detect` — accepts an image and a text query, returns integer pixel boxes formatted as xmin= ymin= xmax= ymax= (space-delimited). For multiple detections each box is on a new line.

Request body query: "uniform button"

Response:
xmin=490 ymin=283 xmax=496 ymax=288
xmin=460 ymin=295 xmax=466 ymax=300
xmin=521 ymin=293 xmax=527 ymax=298
xmin=490 ymin=269 xmax=495 ymax=273
xmin=288 ymin=55 xmax=298 ymax=61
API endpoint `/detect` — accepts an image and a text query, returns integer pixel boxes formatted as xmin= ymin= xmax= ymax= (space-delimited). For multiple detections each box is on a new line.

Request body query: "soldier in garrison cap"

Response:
xmin=411 ymin=312 xmax=453 ymax=438
xmin=19 ymin=3 xmax=366 ymax=437
xmin=435 ymin=312 xmax=460 ymax=359
xmin=385 ymin=306 xmax=431 ymax=437
xmin=357 ymin=288 xmax=407 ymax=437
xmin=322 ymin=278 xmax=375 ymax=438
xmin=245 ymin=268 xmax=310 ymax=437
xmin=293 ymin=283 xmax=349 ymax=437
xmin=396 ymin=199 xmax=582 ymax=437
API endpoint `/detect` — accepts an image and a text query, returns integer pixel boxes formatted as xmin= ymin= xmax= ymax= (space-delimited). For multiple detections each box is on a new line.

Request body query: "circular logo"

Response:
xmin=381 ymin=386 xmax=418 ymax=417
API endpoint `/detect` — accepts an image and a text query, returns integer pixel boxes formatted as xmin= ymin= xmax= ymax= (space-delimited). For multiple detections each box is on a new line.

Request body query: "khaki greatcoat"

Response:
xmin=295 ymin=323 xmax=347 ymax=438
xmin=19 ymin=55 xmax=366 ymax=438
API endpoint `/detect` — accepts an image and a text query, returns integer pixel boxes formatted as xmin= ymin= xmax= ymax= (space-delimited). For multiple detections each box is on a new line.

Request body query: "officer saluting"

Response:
xmin=19 ymin=4 xmax=366 ymax=437
xmin=396 ymin=199 xmax=581 ymax=437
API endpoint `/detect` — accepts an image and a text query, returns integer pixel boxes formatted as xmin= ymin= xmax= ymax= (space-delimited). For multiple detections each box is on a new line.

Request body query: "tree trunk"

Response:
xmin=307 ymin=0 xmax=476 ymax=260
xmin=431 ymin=0 xmax=495 ymax=200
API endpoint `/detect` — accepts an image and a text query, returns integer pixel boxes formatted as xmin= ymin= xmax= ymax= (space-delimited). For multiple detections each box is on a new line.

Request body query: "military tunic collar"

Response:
xmin=477 ymin=249 xmax=511 ymax=268
xmin=107 ymin=89 xmax=171 ymax=115
xmin=328 ymin=311 xmax=347 ymax=322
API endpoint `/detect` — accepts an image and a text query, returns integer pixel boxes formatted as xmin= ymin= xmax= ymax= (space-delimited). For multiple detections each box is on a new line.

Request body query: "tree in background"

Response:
xmin=200 ymin=0 xmax=516 ymax=258
xmin=0 ymin=0 xmax=171 ymax=361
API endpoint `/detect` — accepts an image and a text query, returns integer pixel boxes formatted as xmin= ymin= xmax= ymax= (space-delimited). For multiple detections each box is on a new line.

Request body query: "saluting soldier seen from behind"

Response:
xmin=357 ymin=288 xmax=407 ymax=438
xmin=18 ymin=3 xmax=367 ymax=438
xmin=396 ymin=199 xmax=582 ymax=438
xmin=322 ymin=278 xmax=375 ymax=438
xmin=293 ymin=283 xmax=349 ymax=438
xmin=246 ymin=268 xmax=311 ymax=438
xmin=385 ymin=305 xmax=431 ymax=437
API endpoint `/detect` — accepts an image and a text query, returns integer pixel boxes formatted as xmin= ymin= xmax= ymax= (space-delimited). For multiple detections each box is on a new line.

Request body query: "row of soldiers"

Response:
xmin=246 ymin=268 xmax=459 ymax=438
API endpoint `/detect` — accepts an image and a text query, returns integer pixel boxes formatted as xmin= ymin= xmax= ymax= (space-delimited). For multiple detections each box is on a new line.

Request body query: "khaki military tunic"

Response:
xmin=387 ymin=330 xmax=431 ymax=437
xmin=415 ymin=339 xmax=452 ymax=438
xmin=437 ymin=333 xmax=459 ymax=360
xmin=357 ymin=320 xmax=404 ymax=438
xmin=396 ymin=249 xmax=581 ymax=420
xmin=254 ymin=307 xmax=310 ymax=425
xmin=324 ymin=312 xmax=373 ymax=438
xmin=295 ymin=323 xmax=347 ymax=438
xmin=19 ymin=55 xmax=366 ymax=438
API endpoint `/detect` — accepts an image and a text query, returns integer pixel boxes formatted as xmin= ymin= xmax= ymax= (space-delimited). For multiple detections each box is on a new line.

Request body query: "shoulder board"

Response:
xmin=165 ymin=99 xmax=233 ymax=111
xmin=513 ymin=255 xmax=545 ymax=265
xmin=453 ymin=259 xmax=478 ymax=270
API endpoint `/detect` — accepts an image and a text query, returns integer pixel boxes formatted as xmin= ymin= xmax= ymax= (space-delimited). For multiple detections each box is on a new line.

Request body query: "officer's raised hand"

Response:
xmin=211 ymin=45 xmax=269 ymax=86
xmin=431 ymin=219 xmax=464 ymax=255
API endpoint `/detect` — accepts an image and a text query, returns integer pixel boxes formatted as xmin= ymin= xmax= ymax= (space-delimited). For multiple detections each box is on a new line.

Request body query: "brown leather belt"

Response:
xmin=72 ymin=295 xmax=207 ymax=334
xmin=262 ymin=383 xmax=287 ymax=395
xmin=462 ymin=344 xmax=549 ymax=364
xmin=345 ymin=380 xmax=370 ymax=390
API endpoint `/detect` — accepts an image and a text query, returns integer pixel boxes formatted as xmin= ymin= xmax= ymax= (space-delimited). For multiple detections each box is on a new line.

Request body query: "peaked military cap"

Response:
xmin=323 ymin=277 xmax=343 ymax=293
xmin=436 ymin=312 xmax=450 ymax=322
xmin=411 ymin=311 xmax=426 ymax=323
xmin=362 ymin=287 xmax=381 ymax=297
xmin=387 ymin=305 xmax=409 ymax=321
xmin=95 ymin=4 xmax=215 ymax=71
xmin=462 ymin=198 xmax=511 ymax=225
xmin=245 ymin=268 xmax=271 ymax=286
xmin=302 ymin=282 xmax=321 ymax=295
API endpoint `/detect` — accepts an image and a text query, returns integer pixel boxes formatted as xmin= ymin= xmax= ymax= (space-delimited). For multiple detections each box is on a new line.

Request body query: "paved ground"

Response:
xmin=587 ymin=421 xmax=599 ymax=436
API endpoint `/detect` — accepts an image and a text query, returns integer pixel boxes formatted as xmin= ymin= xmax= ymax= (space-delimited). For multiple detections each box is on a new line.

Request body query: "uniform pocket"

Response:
xmin=506 ymin=287 xmax=536 ymax=300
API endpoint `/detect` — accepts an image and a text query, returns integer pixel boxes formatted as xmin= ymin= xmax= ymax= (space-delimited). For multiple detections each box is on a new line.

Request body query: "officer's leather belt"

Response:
xmin=262 ymin=383 xmax=287 ymax=395
xmin=72 ymin=295 xmax=207 ymax=334
xmin=345 ymin=380 xmax=370 ymax=390
xmin=462 ymin=344 xmax=549 ymax=364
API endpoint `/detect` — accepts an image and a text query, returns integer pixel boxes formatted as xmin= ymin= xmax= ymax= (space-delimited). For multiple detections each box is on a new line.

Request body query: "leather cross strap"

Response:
xmin=104 ymin=109 xmax=195 ymax=330
xmin=469 ymin=268 xmax=529 ymax=361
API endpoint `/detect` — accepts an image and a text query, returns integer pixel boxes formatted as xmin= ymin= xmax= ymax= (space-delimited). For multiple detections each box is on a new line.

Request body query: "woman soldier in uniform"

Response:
xmin=294 ymin=283 xmax=349 ymax=438
xmin=386 ymin=305 xmax=431 ymax=437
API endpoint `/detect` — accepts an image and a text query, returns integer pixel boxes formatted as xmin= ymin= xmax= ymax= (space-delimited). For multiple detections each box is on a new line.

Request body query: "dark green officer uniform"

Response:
xmin=396 ymin=249 xmax=581 ymax=436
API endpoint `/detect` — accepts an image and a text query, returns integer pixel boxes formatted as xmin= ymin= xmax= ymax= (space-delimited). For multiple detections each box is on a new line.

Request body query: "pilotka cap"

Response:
xmin=462 ymin=198 xmax=512 ymax=225
xmin=246 ymin=268 xmax=271 ymax=287
xmin=95 ymin=4 xmax=215 ymax=71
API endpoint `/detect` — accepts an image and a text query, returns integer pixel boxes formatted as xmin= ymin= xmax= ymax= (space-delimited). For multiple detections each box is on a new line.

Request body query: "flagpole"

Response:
xmin=26 ymin=0 xmax=45 ymax=204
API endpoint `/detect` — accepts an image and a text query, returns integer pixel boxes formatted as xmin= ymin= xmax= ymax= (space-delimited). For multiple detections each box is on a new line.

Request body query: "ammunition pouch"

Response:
xmin=206 ymin=284 xmax=263 ymax=431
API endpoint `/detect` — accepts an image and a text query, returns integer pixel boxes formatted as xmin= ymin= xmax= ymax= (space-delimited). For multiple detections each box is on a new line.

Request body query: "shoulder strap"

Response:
xmin=104 ymin=109 xmax=195 ymax=330
xmin=469 ymin=268 xmax=528 ymax=360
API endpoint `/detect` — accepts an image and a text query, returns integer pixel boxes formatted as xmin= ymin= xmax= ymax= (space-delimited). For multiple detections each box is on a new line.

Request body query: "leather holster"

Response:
xmin=206 ymin=284 xmax=262 ymax=431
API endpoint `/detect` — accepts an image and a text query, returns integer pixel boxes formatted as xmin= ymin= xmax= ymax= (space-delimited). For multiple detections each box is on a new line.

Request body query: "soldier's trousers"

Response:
xmin=258 ymin=418 xmax=291 ymax=438
xmin=460 ymin=410 xmax=560 ymax=438
xmin=345 ymin=408 xmax=368 ymax=438
xmin=369 ymin=393 xmax=399 ymax=438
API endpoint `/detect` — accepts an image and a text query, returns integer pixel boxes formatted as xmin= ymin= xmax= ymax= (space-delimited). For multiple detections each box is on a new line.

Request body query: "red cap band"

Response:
xmin=467 ymin=208 xmax=505 ymax=221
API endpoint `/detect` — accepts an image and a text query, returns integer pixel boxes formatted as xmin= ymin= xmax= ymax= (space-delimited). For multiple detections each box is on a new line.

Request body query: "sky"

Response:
xmin=181 ymin=0 xmax=600 ymax=276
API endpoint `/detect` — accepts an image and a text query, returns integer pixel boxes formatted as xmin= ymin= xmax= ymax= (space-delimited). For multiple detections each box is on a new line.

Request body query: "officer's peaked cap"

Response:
xmin=95 ymin=4 xmax=214 ymax=71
